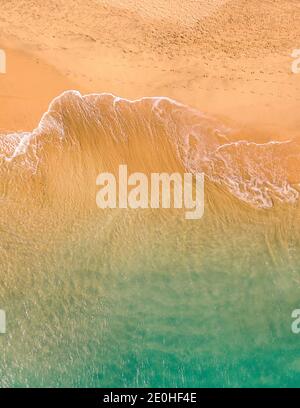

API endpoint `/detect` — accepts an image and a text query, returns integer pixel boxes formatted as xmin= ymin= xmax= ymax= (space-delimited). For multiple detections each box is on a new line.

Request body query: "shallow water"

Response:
xmin=1 ymin=92 xmax=300 ymax=387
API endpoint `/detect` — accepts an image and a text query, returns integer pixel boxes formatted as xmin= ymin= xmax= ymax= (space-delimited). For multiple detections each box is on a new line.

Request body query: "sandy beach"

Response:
xmin=0 ymin=0 xmax=299 ymax=138
xmin=2 ymin=1 xmax=300 ymax=389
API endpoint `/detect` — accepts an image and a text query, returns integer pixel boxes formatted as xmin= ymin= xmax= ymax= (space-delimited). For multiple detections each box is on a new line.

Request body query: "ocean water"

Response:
xmin=1 ymin=91 xmax=300 ymax=387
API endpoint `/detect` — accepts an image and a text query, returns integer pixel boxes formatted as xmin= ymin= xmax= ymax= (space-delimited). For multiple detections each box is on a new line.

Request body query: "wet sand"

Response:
xmin=0 ymin=0 xmax=300 ymax=137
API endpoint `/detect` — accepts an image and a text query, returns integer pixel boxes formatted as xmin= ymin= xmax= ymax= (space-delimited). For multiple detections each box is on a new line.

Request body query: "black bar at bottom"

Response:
xmin=0 ymin=388 xmax=294 ymax=405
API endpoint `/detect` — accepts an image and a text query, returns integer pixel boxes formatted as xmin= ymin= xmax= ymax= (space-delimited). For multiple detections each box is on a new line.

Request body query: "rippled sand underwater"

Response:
xmin=1 ymin=91 xmax=300 ymax=387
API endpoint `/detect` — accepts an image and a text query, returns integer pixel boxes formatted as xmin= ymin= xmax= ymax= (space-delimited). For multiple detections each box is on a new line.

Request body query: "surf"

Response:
xmin=0 ymin=90 xmax=299 ymax=211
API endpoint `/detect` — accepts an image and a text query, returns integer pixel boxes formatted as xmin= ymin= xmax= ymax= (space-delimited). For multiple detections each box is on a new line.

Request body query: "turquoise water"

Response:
xmin=1 ymin=91 xmax=300 ymax=387
xmin=1 ymin=206 xmax=300 ymax=387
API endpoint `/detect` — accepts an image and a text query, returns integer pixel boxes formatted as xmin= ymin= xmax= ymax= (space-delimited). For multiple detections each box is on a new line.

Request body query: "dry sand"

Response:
xmin=0 ymin=0 xmax=300 ymax=138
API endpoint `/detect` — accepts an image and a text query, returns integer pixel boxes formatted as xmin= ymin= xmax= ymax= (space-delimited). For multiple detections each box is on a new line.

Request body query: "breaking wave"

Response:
xmin=0 ymin=90 xmax=299 ymax=209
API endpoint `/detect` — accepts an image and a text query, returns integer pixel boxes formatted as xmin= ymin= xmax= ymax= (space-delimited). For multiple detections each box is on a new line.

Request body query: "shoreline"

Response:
xmin=1 ymin=0 xmax=300 ymax=139
xmin=0 ymin=47 xmax=298 ymax=145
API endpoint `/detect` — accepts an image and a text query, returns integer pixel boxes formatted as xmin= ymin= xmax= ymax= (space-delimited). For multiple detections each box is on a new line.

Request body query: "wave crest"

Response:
xmin=0 ymin=90 xmax=299 ymax=208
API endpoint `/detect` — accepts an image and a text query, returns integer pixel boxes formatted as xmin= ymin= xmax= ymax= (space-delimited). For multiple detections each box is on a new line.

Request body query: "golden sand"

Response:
xmin=1 ymin=1 xmax=300 ymax=232
xmin=0 ymin=0 xmax=299 ymax=137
